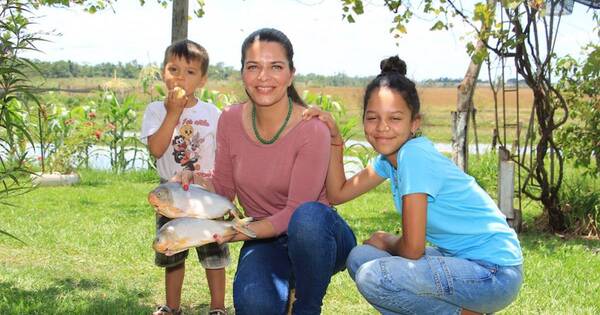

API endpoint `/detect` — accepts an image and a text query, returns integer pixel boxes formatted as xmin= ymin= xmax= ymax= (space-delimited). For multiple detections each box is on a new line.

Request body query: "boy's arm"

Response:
xmin=147 ymin=112 xmax=180 ymax=159
xmin=147 ymin=89 xmax=188 ymax=158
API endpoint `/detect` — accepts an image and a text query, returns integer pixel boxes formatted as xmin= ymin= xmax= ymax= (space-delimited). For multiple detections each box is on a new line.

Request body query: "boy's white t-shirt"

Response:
xmin=140 ymin=99 xmax=221 ymax=180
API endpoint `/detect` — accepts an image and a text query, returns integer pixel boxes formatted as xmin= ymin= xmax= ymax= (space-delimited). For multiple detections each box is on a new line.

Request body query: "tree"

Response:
xmin=556 ymin=44 xmax=600 ymax=177
xmin=339 ymin=0 xmax=599 ymax=232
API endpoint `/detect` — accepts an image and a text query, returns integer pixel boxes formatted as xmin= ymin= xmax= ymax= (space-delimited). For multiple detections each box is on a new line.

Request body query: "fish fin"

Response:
xmin=233 ymin=224 xmax=256 ymax=239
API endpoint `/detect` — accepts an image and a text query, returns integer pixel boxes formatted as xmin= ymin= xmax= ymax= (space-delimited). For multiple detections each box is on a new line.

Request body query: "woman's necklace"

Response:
xmin=252 ymin=97 xmax=293 ymax=145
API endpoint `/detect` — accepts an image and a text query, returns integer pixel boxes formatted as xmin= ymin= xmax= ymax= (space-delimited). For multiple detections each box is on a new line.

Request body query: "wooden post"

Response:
xmin=497 ymin=147 xmax=518 ymax=231
xmin=171 ymin=0 xmax=189 ymax=43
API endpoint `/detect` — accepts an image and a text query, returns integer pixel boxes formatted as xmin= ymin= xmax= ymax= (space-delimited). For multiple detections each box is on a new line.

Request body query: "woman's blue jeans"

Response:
xmin=233 ymin=202 xmax=357 ymax=315
xmin=347 ymin=245 xmax=523 ymax=315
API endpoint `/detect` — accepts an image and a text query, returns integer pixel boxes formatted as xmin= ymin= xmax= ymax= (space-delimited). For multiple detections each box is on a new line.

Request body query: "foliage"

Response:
xmin=559 ymin=171 xmax=600 ymax=237
xmin=34 ymin=97 xmax=102 ymax=173
xmin=96 ymin=91 xmax=145 ymax=173
xmin=556 ymin=44 xmax=600 ymax=177
xmin=0 ymin=0 xmax=41 ymax=241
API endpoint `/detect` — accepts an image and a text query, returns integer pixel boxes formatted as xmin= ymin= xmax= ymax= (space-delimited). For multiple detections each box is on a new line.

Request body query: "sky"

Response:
xmin=25 ymin=0 xmax=598 ymax=80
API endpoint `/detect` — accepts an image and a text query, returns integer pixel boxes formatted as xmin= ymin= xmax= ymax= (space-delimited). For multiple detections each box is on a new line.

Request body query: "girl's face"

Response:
xmin=163 ymin=55 xmax=207 ymax=97
xmin=242 ymin=41 xmax=294 ymax=107
xmin=364 ymin=87 xmax=420 ymax=162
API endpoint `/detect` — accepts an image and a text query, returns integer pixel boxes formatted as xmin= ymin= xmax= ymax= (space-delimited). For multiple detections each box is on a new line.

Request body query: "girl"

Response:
xmin=303 ymin=56 xmax=523 ymax=315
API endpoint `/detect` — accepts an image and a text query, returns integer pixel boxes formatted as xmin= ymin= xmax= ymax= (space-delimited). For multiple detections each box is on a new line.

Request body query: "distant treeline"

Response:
xmin=30 ymin=60 xmax=531 ymax=87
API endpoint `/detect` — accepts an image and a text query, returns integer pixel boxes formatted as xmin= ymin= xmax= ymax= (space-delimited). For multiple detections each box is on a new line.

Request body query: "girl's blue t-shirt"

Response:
xmin=372 ymin=136 xmax=523 ymax=266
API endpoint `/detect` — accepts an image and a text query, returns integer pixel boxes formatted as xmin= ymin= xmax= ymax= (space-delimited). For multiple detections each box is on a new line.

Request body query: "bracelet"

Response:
xmin=331 ymin=141 xmax=344 ymax=147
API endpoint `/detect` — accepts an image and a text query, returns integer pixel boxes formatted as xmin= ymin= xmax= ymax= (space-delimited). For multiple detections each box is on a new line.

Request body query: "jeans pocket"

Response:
xmin=451 ymin=259 xmax=496 ymax=283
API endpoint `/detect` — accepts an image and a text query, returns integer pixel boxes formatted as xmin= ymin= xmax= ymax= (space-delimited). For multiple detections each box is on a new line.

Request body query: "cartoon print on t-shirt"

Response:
xmin=171 ymin=122 xmax=210 ymax=171
xmin=180 ymin=124 xmax=194 ymax=142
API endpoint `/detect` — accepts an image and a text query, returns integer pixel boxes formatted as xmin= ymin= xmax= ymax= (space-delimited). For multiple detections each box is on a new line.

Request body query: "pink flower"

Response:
xmin=88 ymin=112 xmax=97 ymax=119
xmin=94 ymin=130 xmax=102 ymax=140
xmin=106 ymin=123 xmax=116 ymax=130
xmin=64 ymin=118 xmax=75 ymax=126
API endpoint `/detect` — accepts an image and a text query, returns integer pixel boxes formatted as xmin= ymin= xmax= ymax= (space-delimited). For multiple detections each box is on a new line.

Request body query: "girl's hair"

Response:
xmin=363 ymin=56 xmax=420 ymax=119
xmin=162 ymin=39 xmax=209 ymax=75
xmin=240 ymin=28 xmax=305 ymax=106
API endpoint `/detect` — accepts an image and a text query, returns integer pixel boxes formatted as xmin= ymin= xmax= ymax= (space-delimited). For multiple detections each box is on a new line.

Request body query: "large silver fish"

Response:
xmin=148 ymin=182 xmax=239 ymax=219
xmin=153 ymin=217 xmax=255 ymax=256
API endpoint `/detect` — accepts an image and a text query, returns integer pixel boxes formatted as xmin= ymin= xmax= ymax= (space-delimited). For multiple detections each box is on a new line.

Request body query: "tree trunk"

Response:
xmin=171 ymin=0 xmax=188 ymax=43
xmin=451 ymin=58 xmax=482 ymax=172
xmin=451 ymin=0 xmax=496 ymax=171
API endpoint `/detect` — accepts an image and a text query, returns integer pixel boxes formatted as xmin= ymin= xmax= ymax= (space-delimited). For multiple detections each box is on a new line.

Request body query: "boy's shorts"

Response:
xmin=155 ymin=214 xmax=231 ymax=269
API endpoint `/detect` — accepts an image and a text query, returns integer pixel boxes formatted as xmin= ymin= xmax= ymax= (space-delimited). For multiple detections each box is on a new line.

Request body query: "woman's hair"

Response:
xmin=363 ymin=56 xmax=420 ymax=120
xmin=240 ymin=28 xmax=305 ymax=106
xmin=162 ymin=39 xmax=209 ymax=76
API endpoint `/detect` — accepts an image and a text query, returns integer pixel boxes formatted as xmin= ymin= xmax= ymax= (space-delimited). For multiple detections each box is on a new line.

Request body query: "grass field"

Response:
xmin=33 ymin=77 xmax=534 ymax=145
xmin=1 ymin=168 xmax=599 ymax=314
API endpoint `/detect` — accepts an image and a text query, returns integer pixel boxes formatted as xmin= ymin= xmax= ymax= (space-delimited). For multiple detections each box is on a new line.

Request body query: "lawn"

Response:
xmin=1 ymin=169 xmax=599 ymax=314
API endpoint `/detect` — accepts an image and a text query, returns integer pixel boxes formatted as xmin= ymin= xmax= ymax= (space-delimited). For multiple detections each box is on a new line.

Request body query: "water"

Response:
xmin=26 ymin=140 xmax=494 ymax=176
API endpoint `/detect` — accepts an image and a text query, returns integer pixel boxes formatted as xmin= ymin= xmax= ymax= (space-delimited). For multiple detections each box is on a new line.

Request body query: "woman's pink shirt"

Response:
xmin=212 ymin=104 xmax=331 ymax=235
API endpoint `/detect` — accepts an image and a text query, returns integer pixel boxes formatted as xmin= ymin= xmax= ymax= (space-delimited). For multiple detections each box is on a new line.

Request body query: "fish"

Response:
xmin=148 ymin=182 xmax=240 ymax=220
xmin=153 ymin=217 xmax=256 ymax=256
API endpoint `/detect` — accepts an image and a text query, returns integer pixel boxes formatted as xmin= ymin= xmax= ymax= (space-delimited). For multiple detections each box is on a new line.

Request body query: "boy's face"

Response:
xmin=163 ymin=55 xmax=207 ymax=97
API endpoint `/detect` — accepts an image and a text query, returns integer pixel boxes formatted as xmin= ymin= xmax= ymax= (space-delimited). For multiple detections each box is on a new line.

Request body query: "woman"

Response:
xmin=303 ymin=56 xmax=523 ymax=314
xmin=182 ymin=28 xmax=356 ymax=315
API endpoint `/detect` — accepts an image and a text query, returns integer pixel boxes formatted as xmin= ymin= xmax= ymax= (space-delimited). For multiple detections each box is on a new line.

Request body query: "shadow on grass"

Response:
xmin=519 ymin=231 xmax=600 ymax=253
xmin=0 ymin=276 xmax=152 ymax=314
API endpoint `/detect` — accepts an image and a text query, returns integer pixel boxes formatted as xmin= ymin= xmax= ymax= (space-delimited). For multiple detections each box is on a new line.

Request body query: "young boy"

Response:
xmin=140 ymin=39 xmax=229 ymax=315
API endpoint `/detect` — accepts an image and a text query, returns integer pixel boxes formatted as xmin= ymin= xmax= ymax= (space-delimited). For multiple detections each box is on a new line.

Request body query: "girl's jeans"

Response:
xmin=233 ymin=202 xmax=357 ymax=315
xmin=347 ymin=245 xmax=523 ymax=315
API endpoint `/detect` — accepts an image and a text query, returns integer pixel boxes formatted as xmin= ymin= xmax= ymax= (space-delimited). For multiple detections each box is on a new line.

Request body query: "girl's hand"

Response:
xmin=363 ymin=231 xmax=397 ymax=253
xmin=302 ymin=106 xmax=343 ymax=145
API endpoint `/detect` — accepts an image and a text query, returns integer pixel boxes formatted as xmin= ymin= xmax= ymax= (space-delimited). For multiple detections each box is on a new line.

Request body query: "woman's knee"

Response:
xmin=288 ymin=201 xmax=333 ymax=239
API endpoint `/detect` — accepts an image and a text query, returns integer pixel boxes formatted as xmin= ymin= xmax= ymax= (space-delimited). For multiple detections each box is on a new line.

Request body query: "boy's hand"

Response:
xmin=165 ymin=86 xmax=188 ymax=115
xmin=302 ymin=106 xmax=343 ymax=145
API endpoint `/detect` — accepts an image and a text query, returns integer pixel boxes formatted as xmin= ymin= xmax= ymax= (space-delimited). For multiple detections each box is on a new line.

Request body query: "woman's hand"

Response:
xmin=302 ymin=106 xmax=343 ymax=145
xmin=363 ymin=231 xmax=398 ymax=253
xmin=170 ymin=169 xmax=215 ymax=192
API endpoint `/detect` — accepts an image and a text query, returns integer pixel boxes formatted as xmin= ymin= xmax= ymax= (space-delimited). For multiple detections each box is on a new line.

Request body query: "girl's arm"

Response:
xmin=365 ymin=193 xmax=428 ymax=259
xmin=327 ymin=134 xmax=385 ymax=204
xmin=302 ymin=107 xmax=384 ymax=204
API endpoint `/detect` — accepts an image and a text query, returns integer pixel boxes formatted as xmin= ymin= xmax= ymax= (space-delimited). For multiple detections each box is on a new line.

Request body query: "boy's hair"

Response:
xmin=162 ymin=39 xmax=209 ymax=75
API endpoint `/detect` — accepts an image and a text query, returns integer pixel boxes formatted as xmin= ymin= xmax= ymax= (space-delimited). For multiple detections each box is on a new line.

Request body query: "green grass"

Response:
xmin=1 ymin=169 xmax=599 ymax=314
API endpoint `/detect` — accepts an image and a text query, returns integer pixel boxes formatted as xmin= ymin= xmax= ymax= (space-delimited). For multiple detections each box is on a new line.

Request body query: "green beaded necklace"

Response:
xmin=252 ymin=97 xmax=293 ymax=145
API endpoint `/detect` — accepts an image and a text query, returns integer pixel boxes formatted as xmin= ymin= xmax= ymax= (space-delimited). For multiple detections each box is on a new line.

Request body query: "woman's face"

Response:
xmin=242 ymin=41 xmax=295 ymax=107
xmin=364 ymin=87 xmax=420 ymax=159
